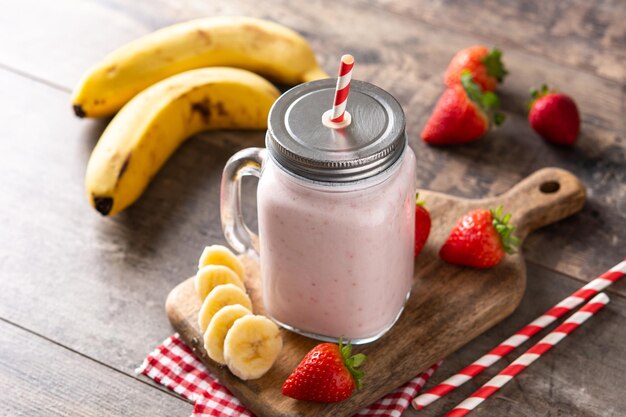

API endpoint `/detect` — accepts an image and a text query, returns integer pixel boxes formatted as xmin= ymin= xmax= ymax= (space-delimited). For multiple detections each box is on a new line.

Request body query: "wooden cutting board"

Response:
xmin=166 ymin=167 xmax=585 ymax=417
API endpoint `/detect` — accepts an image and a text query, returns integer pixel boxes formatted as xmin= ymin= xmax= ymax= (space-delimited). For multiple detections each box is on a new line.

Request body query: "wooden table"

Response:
xmin=0 ymin=0 xmax=624 ymax=415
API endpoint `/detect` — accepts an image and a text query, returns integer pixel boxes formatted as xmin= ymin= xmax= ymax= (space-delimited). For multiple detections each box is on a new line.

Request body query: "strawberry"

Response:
xmin=444 ymin=46 xmax=508 ymax=92
xmin=528 ymin=85 xmax=580 ymax=145
xmin=439 ymin=206 xmax=519 ymax=269
xmin=414 ymin=193 xmax=431 ymax=257
xmin=422 ymin=71 xmax=505 ymax=145
xmin=282 ymin=339 xmax=366 ymax=403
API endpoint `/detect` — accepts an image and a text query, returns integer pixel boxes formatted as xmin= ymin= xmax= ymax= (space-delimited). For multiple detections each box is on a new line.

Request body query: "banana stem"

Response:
xmin=301 ymin=66 xmax=331 ymax=82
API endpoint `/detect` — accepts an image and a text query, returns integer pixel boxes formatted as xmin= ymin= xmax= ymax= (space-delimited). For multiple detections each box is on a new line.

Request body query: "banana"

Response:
xmin=223 ymin=315 xmax=282 ymax=380
xmin=198 ymin=245 xmax=245 ymax=280
xmin=85 ymin=67 xmax=279 ymax=216
xmin=72 ymin=16 xmax=328 ymax=117
xmin=198 ymin=283 xmax=252 ymax=332
xmin=204 ymin=304 xmax=252 ymax=364
xmin=195 ymin=264 xmax=245 ymax=301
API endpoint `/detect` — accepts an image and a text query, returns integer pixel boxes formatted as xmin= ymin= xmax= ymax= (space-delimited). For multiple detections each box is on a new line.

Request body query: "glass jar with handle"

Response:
xmin=221 ymin=79 xmax=416 ymax=344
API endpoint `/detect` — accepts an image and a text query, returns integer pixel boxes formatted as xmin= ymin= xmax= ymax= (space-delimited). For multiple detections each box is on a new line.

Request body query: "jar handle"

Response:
xmin=220 ymin=147 xmax=266 ymax=256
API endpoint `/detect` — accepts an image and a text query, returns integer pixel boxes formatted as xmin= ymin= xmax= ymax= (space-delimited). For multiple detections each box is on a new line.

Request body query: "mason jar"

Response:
xmin=221 ymin=79 xmax=416 ymax=344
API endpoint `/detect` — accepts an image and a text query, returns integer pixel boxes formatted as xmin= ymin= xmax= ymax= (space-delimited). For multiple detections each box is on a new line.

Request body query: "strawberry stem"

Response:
xmin=461 ymin=71 xmax=491 ymax=106
xmin=490 ymin=206 xmax=520 ymax=254
xmin=339 ymin=338 xmax=367 ymax=390
xmin=482 ymin=48 xmax=508 ymax=83
xmin=493 ymin=113 xmax=506 ymax=126
xmin=528 ymin=84 xmax=552 ymax=111
xmin=530 ymin=84 xmax=551 ymax=99
xmin=461 ymin=71 xmax=506 ymax=127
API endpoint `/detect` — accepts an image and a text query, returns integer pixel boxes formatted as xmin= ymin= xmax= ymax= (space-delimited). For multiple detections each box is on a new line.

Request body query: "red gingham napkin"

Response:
xmin=137 ymin=334 xmax=440 ymax=417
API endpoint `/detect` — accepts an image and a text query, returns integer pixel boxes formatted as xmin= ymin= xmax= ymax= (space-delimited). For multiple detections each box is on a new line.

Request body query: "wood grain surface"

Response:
xmin=166 ymin=168 xmax=585 ymax=417
xmin=0 ymin=320 xmax=192 ymax=416
xmin=362 ymin=0 xmax=626 ymax=83
xmin=0 ymin=0 xmax=623 ymax=416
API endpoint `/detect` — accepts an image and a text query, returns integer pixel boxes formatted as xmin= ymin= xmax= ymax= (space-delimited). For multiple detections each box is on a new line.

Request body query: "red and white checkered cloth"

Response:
xmin=137 ymin=334 xmax=440 ymax=417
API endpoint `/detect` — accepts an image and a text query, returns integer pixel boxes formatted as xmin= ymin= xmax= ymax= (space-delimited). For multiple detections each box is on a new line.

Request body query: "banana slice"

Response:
xmin=223 ymin=315 xmax=283 ymax=380
xmin=198 ymin=245 xmax=245 ymax=280
xmin=195 ymin=264 xmax=245 ymax=301
xmin=204 ymin=304 xmax=253 ymax=364
xmin=198 ymin=284 xmax=252 ymax=332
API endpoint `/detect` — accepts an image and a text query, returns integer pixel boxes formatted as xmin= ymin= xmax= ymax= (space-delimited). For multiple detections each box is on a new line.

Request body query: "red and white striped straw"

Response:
xmin=412 ymin=259 xmax=626 ymax=410
xmin=444 ymin=292 xmax=610 ymax=417
xmin=330 ymin=54 xmax=354 ymax=123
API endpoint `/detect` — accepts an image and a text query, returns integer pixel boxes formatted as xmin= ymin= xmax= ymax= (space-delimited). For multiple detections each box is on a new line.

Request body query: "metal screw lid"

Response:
xmin=266 ymin=79 xmax=406 ymax=183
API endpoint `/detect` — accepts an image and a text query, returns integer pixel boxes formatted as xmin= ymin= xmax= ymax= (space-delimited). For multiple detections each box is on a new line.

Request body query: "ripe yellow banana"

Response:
xmin=85 ymin=67 xmax=280 ymax=216
xmin=72 ymin=16 xmax=328 ymax=117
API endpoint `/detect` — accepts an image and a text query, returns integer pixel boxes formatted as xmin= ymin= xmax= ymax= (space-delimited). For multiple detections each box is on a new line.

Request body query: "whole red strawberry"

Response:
xmin=439 ymin=206 xmax=519 ymax=269
xmin=444 ymin=46 xmax=508 ymax=92
xmin=282 ymin=339 xmax=366 ymax=403
xmin=422 ymin=71 xmax=505 ymax=145
xmin=415 ymin=194 xmax=431 ymax=257
xmin=528 ymin=85 xmax=580 ymax=145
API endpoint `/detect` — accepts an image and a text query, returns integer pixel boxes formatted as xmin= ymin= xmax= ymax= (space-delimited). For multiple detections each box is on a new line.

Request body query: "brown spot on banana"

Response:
xmin=215 ymin=102 xmax=228 ymax=117
xmin=155 ymin=49 xmax=177 ymax=63
xmin=105 ymin=65 xmax=118 ymax=76
xmin=196 ymin=29 xmax=211 ymax=44
xmin=241 ymin=23 xmax=268 ymax=38
xmin=191 ymin=99 xmax=211 ymax=123
xmin=117 ymin=154 xmax=131 ymax=180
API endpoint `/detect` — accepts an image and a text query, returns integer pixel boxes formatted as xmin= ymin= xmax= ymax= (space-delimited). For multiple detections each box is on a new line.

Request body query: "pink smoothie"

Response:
xmin=257 ymin=148 xmax=416 ymax=341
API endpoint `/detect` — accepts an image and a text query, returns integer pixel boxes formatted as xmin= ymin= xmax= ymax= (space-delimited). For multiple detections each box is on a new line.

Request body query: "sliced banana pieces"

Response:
xmin=198 ymin=283 xmax=252 ymax=332
xmin=196 ymin=244 xmax=282 ymax=379
xmin=204 ymin=304 xmax=252 ymax=364
xmin=195 ymin=264 xmax=245 ymax=301
xmin=198 ymin=245 xmax=246 ymax=280
xmin=223 ymin=315 xmax=283 ymax=380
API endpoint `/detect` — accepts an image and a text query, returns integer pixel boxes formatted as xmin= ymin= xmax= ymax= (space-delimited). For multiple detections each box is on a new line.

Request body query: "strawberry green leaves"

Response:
xmin=461 ymin=70 xmax=506 ymax=126
xmin=530 ymin=84 xmax=551 ymax=100
xmin=339 ymin=338 xmax=367 ymax=390
xmin=482 ymin=48 xmax=508 ymax=83
xmin=490 ymin=206 xmax=520 ymax=254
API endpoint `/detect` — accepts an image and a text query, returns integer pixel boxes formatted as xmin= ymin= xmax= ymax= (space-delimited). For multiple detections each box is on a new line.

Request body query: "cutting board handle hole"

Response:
xmin=540 ymin=181 xmax=560 ymax=194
